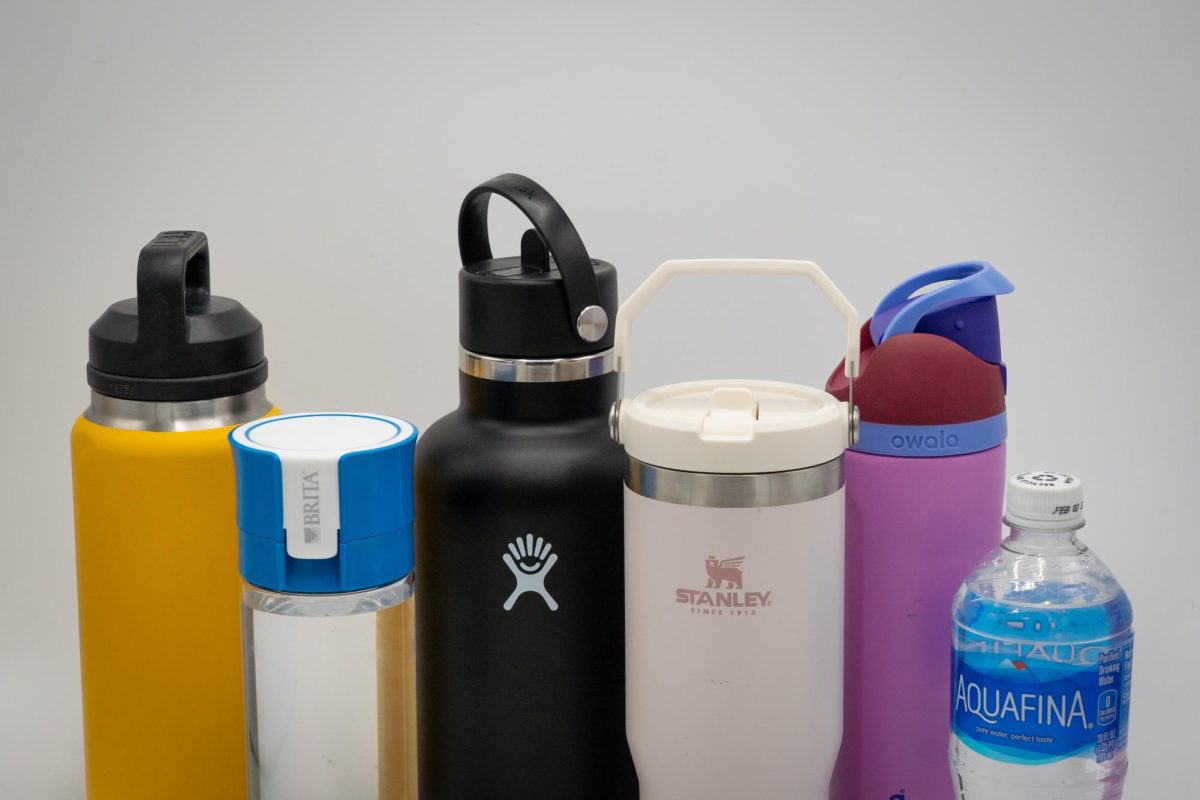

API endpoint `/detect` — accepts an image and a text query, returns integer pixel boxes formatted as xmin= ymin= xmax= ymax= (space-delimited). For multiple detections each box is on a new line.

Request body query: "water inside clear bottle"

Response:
xmin=242 ymin=577 xmax=416 ymax=800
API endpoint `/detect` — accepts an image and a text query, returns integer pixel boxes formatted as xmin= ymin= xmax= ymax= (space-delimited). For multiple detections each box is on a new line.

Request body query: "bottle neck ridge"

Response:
xmin=1002 ymin=523 xmax=1088 ymax=557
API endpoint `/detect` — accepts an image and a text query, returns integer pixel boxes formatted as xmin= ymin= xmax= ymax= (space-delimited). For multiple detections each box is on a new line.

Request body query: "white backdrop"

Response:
xmin=2 ymin=1 xmax=1197 ymax=796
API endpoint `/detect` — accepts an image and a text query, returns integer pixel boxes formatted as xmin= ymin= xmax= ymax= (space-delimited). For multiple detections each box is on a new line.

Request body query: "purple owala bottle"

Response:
xmin=826 ymin=262 xmax=1014 ymax=800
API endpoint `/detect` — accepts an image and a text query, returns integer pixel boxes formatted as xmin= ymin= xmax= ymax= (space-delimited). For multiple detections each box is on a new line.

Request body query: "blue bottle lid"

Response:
xmin=230 ymin=413 xmax=418 ymax=594
xmin=826 ymin=262 xmax=1014 ymax=458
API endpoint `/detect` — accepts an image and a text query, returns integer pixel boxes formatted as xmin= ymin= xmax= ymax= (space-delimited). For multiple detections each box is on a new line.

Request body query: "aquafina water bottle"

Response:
xmin=950 ymin=472 xmax=1134 ymax=799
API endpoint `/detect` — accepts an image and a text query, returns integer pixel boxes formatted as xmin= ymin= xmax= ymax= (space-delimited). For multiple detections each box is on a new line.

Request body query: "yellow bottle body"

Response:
xmin=72 ymin=410 xmax=275 ymax=799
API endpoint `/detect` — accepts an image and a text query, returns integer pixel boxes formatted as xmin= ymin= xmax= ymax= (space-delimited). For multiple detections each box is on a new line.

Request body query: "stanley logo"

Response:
xmin=676 ymin=555 xmax=772 ymax=616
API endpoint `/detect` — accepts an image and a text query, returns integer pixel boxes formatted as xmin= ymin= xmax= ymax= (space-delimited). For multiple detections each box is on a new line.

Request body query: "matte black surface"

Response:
xmin=457 ymin=173 xmax=617 ymax=358
xmin=415 ymin=373 xmax=637 ymax=799
xmin=87 ymin=231 xmax=267 ymax=401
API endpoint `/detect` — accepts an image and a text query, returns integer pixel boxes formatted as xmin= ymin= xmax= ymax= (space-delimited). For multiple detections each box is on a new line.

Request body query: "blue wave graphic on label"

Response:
xmin=951 ymin=634 xmax=1133 ymax=765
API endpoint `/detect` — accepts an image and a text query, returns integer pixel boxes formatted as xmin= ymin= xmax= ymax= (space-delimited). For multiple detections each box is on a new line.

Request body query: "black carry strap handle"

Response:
xmin=135 ymin=230 xmax=210 ymax=347
xmin=459 ymin=174 xmax=604 ymax=343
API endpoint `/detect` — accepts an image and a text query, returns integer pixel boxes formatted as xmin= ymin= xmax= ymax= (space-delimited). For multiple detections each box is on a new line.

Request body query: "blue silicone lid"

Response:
xmin=869 ymin=261 xmax=1014 ymax=365
xmin=230 ymin=413 xmax=417 ymax=594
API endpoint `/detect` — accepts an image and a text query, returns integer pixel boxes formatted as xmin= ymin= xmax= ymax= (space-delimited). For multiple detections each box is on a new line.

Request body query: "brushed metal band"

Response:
xmin=625 ymin=455 xmax=844 ymax=508
xmin=84 ymin=386 xmax=272 ymax=432
xmin=459 ymin=347 xmax=615 ymax=383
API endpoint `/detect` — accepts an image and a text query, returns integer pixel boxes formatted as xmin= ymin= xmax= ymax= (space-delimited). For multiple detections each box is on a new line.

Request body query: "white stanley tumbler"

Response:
xmin=611 ymin=259 xmax=860 ymax=799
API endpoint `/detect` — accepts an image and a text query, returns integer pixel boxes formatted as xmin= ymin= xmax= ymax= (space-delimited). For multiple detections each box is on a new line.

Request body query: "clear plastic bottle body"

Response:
xmin=950 ymin=526 xmax=1133 ymax=799
xmin=242 ymin=574 xmax=416 ymax=800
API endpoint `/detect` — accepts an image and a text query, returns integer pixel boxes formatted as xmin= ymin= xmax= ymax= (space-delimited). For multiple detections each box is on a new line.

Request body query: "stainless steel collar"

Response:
xmin=625 ymin=456 xmax=844 ymax=508
xmin=459 ymin=347 xmax=615 ymax=383
xmin=84 ymin=386 xmax=272 ymax=432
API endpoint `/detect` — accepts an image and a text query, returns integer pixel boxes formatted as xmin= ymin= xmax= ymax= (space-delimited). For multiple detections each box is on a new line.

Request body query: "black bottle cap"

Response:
xmin=458 ymin=174 xmax=617 ymax=359
xmin=87 ymin=231 xmax=268 ymax=402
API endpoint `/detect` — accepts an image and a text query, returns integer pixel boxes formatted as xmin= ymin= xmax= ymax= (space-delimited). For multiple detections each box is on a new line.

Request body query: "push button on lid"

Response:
xmin=700 ymin=387 xmax=759 ymax=440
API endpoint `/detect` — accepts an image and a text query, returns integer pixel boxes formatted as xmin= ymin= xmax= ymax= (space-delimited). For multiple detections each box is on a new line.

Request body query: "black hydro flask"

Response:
xmin=414 ymin=173 xmax=637 ymax=799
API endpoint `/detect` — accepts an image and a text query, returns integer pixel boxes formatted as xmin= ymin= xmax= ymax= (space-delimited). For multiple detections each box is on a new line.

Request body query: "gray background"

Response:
xmin=2 ymin=1 xmax=1196 ymax=796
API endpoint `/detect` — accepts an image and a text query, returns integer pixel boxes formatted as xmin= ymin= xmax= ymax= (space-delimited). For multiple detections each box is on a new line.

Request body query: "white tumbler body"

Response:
xmin=624 ymin=485 xmax=845 ymax=799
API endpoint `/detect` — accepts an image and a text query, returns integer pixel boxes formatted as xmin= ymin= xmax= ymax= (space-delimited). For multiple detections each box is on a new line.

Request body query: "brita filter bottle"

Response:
xmin=826 ymin=262 xmax=1013 ymax=800
xmin=414 ymin=174 xmax=636 ymax=799
xmin=951 ymin=472 xmax=1134 ymax=799
xmin=614 ymin=259 xmax=860 ymax=799
xmin=231 ymin=413 xmax=419 ymax=800
xmin=72 ymin=231 xmax=274 ymax=798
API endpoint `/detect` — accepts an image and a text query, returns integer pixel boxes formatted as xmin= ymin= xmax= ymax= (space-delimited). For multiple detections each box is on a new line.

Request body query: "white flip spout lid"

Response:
xmin=617 ymin=379 xmax=850 ymax=474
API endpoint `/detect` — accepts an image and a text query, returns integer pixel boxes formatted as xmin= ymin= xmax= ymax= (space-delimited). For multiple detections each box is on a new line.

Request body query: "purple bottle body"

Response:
xmin=831 ymin=446 xmax=1004 ymax=800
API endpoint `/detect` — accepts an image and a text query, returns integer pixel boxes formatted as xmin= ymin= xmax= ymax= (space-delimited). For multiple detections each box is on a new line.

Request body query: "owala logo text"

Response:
xmin=891 ymin=429 xmax=959 ymax=451
xmin=502 ymin=534 xmax=558 ymax=611
xmin=675 ymin=556 xmax=772 ymax=617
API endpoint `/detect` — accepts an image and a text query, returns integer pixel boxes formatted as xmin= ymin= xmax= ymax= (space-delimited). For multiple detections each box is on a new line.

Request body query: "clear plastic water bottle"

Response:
xmin=231 ymin=413 xmax=419 ymax=799
xmin=950 ymin=472 xmax=1134 ymax=799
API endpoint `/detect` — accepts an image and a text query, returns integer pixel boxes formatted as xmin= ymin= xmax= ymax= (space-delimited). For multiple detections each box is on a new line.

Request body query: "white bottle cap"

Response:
xmin=1004 ymin=471 xmax=1085 ymax=530
xmin=617 ymin=379 xmax=849 ymax=474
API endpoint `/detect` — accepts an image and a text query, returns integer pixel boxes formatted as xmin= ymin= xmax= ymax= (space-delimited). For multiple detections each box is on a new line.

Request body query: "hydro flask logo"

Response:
xmin=502 ymin=534 xmax=558 ymax=611
xmin=676 ymin=555 xmax=772 ymax=616
xmin=890 ymin=793 xmax=906 ymax=800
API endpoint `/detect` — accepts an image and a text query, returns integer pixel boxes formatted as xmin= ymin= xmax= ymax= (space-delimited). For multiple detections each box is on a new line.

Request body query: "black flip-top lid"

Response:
xmin=87 ymin=231 xmax=268 ymax=402
xmin=458 ymin=173 xmax=617 ymax=359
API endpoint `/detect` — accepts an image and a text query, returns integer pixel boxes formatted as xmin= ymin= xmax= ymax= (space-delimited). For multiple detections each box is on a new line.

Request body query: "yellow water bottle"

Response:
xmin=71 ymin=231 xmax=276 ymax=798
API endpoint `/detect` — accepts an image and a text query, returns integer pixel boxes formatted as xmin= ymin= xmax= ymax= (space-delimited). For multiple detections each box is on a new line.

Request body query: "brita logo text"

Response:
xmin=301 ymin=471 xmax=320 ymax=544
xmin=890 ymin=429 xmax=960 ymax=451
xmin=955 ymin=675 xmax=1091 ymax=730
xmin=676 ymin=556 xmax=772 ymax=616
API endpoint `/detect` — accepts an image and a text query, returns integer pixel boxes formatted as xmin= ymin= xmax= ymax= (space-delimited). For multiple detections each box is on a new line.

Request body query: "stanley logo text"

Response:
xmin=676 ymin=556 xmax=772 ymax=615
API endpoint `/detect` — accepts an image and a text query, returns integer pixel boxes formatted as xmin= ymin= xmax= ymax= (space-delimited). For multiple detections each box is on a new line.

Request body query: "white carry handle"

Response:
xmin=614 ymin=259 xmax=860 ymax=380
